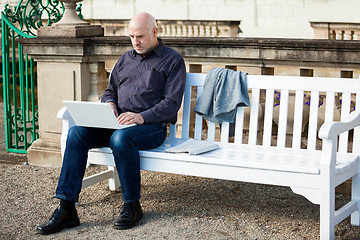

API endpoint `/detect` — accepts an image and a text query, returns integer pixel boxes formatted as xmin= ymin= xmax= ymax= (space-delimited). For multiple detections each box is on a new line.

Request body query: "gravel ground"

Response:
xmin=1 ymin=104 xmax=360 ymax=239
xmin=1 ymin=164 xmax=360 ymax=240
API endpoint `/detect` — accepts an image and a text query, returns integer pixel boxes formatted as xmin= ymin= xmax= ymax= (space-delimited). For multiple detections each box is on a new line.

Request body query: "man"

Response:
xmin=36 ymin=12 xmax=186 ymax=234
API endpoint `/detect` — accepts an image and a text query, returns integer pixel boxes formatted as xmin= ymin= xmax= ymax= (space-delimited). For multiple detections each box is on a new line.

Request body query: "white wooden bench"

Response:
xmin=57 ymin=72 xmax=360 ymax=240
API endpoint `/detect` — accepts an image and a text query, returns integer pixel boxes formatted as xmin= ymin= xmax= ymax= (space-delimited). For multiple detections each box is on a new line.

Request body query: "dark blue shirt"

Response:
xmin=101 ymin=38 xmax=186 ymax=124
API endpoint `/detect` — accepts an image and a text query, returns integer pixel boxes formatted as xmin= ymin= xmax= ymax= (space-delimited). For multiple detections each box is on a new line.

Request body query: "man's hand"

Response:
xmin=108 ymin=102 xmax=118 ymax=117
xmin=118 ymin=112 xmax=144 ymax=125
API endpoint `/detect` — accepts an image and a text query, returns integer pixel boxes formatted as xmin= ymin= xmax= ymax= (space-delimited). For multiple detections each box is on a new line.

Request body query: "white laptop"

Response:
xmin=63 ymin=100 xmax=136 ymax=129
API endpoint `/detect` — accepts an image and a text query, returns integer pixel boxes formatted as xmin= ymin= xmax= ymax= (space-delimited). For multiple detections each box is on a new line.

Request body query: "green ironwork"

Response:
xmin=3 ymin=1 xmax=65 ymax=37
xmin=1 ymin=1 xmax=82 ymax=153
xmin=76 ymin=3 xmax=84 ymax=21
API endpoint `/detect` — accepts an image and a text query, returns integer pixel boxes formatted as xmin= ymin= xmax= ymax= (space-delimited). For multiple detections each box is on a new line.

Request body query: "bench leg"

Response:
xmin=108 ymin=166 xmax=120 ymax=191
xmin=351 ymin=172 xmax=360 ymax=226
xmin=320 ymin=185 xmax=335 ymax=240
xmin=82 ymin=169 xmax=114 ymax=189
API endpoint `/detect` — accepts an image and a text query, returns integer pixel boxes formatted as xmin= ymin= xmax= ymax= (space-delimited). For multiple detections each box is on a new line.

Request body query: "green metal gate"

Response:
xmin=1 ymin=0 xmax=66 ymax=153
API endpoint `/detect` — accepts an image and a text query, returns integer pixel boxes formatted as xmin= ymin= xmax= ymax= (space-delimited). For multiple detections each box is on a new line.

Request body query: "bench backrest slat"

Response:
xmin=234 ymin=106 xmax=245 ymax=144
xmin=307 ymin=91 xmax=320 ymax=151
xmin=180 ymin=84 xmax=192 ymax=139
xmin=292 ymin=90 xmax=305 ymax=149
xmin=354 ymin=94 xmax=360 ymax=155
xmin=168 ymin=123 xmax=176 ymax=138
xmin=263 ymin=89 xmax=275 ymax=147
xmin=221 ymin=122 xmax=230 ymax=142
xmin=339 ymin=92 xmax=352 ymax=153
xmin=179 ymin=73 xmax=359 ymax=153
xmin=277 ymin=89 xmax=290 ymax=148
xmin=248 ymin=88 xmax=260 ymax=145
xmin=194 ymin=86 xmax=204 ymax=140
xmin=207 ymin=121 xmax=216 ymax=141
xmin=324 ymin=92 xmax=335 ymax=123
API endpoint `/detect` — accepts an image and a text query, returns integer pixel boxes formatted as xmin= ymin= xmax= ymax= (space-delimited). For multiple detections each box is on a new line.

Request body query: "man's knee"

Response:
xmin=67 ymin=126 xmax=83 ymax=142
xmin=109 ymin=130 xmax=133 ymax=150
xmin=66 ymin=126 xmax=94 ymax=148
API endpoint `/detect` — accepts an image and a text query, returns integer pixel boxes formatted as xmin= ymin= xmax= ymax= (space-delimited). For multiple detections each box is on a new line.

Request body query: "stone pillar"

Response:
xmin=19 ymin=38 xmax=110 ymax=167
xmin=19 ymin=0 xmax=106 ymax=166
xmin=21 ymin=39 xmax=109 ymax=167
xmin=26 ymin=52 xmax=93 ymax=166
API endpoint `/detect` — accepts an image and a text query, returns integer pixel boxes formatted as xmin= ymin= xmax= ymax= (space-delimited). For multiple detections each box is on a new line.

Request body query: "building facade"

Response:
xmin=2 ymin=0 xmax=359 ymax=39
xmin=80 ymin=0 xmax=360 ymax=38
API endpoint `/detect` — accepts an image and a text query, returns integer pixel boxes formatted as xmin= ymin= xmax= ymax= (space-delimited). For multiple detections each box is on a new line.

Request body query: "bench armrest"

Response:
xmin=319 ymin=110 xmax=360 ymax=139
xmin=57 ymin=106 xmax=76 ymax=126
xmin=57 ymin=106 xmax=71 ymax=120
xmin=57 ymin=106 xmax=76 ymax=157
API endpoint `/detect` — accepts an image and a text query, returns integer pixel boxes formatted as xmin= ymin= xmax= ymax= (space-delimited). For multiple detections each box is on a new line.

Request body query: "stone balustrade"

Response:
xmin=89 ymin=19 xmax=241 ymax=37
xmin=157 ymin=20 xmax=240 ymax=37
xmin=311 ymin=21 xmax=360 ymax=40
xmin=18 ymin=36 xmax=360 ymax=166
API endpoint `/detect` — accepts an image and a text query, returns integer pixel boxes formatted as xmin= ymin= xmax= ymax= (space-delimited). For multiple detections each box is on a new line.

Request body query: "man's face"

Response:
xmin=128 ymin=24 xmax=157 ymax=55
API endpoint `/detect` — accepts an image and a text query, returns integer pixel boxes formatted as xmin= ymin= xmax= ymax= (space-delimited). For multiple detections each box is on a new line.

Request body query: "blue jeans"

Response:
xmin=56 ymin=123 xmax=167 ymax=203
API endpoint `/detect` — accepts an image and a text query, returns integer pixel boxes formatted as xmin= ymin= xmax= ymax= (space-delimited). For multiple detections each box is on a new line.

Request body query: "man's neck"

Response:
xmin=140 ymin=40 xmax=159 ymax=58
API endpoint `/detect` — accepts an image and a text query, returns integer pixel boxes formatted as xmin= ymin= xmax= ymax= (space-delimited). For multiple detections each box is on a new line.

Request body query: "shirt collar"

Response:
xmin=131 ymin=38 xmax=164 ymax=58
xmin=152 ymin=38 xmax=164 ymax=57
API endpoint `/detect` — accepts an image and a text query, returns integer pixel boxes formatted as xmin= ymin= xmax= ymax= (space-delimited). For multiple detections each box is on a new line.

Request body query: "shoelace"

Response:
xmin=120 ymin=204 xmax=132 ymax=215
xmin=49 ymin=207 xmax=60 ymax=221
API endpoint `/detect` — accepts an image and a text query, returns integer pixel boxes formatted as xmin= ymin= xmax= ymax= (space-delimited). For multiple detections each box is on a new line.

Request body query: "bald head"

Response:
xmin=129 ymin=12 xmax=157 ymax=33
xmin=128 ymin=12 xmax=158 ymax=55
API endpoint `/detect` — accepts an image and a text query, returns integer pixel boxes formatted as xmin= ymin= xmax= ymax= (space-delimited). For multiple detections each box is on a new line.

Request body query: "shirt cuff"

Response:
xmin=140 ymin=109 xmax=154 ymax=123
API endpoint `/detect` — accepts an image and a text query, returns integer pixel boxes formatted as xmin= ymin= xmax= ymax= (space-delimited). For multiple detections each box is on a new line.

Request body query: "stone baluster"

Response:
xmin=158 ymin=25 xmax=163 ymax=36
xmin=171 ymin=25 xmax=175 ymax=36
xmin=329 ymin=30 xmax=336 ymax=40
xmin=335 ymin=30 xmax=344 ymax=40
xmin=211 ymin=25 xmax=217 ymax=37
xmin=193 ymin=25 xmax=199 ymax=36
xmin=182 ymin=25 xmax=187 ymax=37
xmin=176 ymin=24 xmax=181 ymax=36
xmin=187 ymin=25 xmax=193 ymax=36
xmin=87 ymin=62 xmax=107 ymax=102
xmin=174 ymin=24 xmax=177 ymax=36
xmin=199 ymin=25 xmax=205 ymax=37
xmin=165 ymin=25 xmax=171 ymax=36
xmin=354 ymin=31 xmax=359 ymax=40
xmin=166 ymin=24 xmax=170 ymax=36
xmin=204 ymin=25 xmax=210 ymax=37
xmin=173 ymin=25 xmax=177 ymax=36
xmin=343 ymin=31 xmax=352 ymax=40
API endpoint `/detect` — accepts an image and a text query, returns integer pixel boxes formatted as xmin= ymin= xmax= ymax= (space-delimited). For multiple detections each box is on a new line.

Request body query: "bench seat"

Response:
xmin=89 ymin=139 xmax=359 ymax=176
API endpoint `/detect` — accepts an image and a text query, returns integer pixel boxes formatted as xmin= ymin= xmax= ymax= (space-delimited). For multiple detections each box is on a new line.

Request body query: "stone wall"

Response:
xmin=18 ymin=36 xmax=360 ymax=167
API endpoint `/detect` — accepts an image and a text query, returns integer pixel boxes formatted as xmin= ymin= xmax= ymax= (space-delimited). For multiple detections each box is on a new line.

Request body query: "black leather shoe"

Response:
xmin=113 ymin=201 xmax=143 ymax=230
xmin=36 ymin=206 xmax=80 ymax=235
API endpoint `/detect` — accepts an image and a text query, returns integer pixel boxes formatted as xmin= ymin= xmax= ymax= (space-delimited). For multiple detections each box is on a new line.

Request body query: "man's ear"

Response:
xmin=153 ymin=27 xmax=158 ymax=37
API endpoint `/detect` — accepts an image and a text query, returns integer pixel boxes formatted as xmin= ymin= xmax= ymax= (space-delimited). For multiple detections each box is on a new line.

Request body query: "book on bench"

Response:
xmin=165 ymin=138 xmax=219 ymax=155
